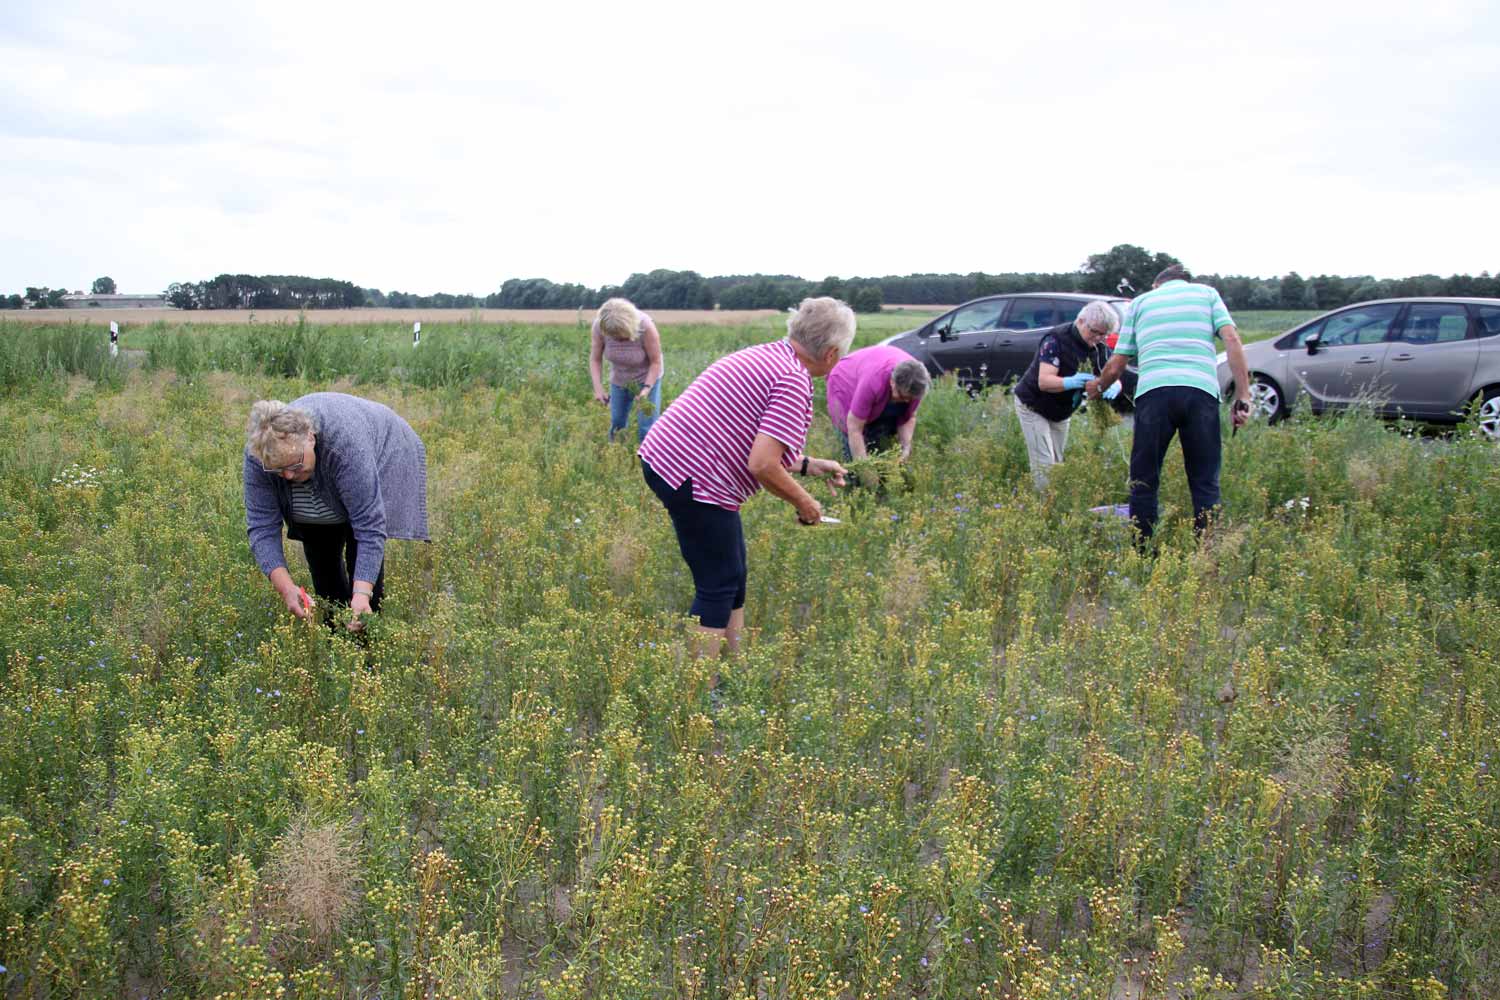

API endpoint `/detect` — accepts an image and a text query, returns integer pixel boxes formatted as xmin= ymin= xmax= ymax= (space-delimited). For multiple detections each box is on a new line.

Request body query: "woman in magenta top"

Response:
xmin=639 ymin=297 xmax=854 ymax=654
xmin=825 ymin=344 xmax=932 ymax=461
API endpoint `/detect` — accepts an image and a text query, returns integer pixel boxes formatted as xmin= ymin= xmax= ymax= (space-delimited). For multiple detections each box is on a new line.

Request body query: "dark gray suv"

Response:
xmin=880 ymin=292 xmax=1134 ymax=398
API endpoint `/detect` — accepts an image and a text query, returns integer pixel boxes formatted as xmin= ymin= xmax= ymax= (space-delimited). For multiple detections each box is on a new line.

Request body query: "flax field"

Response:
xmin=0 ymin=315 xmax=1495 ymax=999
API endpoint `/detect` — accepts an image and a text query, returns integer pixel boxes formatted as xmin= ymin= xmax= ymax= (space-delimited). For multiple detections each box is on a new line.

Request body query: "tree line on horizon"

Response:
xmin=5 ymin=247 xmax=1498 ymax=313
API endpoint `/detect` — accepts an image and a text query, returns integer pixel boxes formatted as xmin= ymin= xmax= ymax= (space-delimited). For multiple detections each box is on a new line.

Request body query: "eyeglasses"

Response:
xmin=265 ymin=457 xmax=306 ymax=476
xmin=1085 ymin=324 xmax=1111 ymax=339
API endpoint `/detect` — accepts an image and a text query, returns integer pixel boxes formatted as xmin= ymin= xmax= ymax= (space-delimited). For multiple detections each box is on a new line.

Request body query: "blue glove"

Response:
xmin=1060 ymin=373 xmax=1091 ymax=391
xmin=1102 ymin=381 xmax=1122 ymax=400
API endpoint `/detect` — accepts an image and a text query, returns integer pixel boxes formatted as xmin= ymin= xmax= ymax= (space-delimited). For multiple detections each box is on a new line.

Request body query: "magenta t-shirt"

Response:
xmin=826 ymin=344 xmax=922 ymax=430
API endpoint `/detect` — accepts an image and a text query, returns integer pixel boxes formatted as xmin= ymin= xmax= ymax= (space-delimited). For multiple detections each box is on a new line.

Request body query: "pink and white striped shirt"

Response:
xmin=639 ymin=339 xmax=811 ymax=511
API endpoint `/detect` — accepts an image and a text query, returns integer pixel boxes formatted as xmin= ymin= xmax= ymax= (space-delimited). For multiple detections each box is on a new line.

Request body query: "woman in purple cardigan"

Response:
xmin=243 ymin=392 xmax=428 ymax=629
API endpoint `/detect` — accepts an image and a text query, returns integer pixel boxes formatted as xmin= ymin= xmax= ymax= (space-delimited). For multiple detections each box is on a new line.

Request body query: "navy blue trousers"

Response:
xmin=1128 ymin=386 xmax=1222 ymax=541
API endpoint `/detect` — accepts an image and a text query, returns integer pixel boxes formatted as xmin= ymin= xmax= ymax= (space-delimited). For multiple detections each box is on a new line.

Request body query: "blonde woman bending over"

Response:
xmin=589 ymin=297 xmax=664 ymax=443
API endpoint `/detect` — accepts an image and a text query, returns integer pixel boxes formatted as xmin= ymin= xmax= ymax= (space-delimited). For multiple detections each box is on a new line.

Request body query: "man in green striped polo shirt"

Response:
xmin=1089 ymin=264 xmax=1251 ymax=543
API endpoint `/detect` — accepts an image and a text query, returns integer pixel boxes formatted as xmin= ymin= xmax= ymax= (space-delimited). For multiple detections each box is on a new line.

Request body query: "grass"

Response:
xmin=0 ymin=317 xmax=1494 ymax=998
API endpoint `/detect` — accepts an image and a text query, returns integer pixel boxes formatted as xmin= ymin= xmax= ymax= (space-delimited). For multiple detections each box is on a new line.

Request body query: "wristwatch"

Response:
xmin=799 ymin=456 xmax=810 ymax=476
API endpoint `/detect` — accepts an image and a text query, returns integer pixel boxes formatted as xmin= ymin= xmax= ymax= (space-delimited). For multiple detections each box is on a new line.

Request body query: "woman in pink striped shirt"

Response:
xmin=639 ymin=297 xmax=854 ymax=654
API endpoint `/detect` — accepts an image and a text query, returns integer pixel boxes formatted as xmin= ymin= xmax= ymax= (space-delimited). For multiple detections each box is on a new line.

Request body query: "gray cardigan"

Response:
xmin=243 ymin=392 xmax=429 ymax=583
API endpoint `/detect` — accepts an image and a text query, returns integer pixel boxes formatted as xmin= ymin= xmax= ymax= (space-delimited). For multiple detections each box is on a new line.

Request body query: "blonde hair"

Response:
xmin=246 ymin=400 xmax=316 ymax=466
xmin=787 ymin=297 xmax=856 ymax=359
xmin=596 ymin=297 xmax=642 ymax=341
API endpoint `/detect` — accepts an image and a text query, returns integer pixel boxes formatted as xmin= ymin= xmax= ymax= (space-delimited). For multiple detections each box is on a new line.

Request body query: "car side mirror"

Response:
xmin=937 ymin=323 xmax=954 ymax=342
xmin=1305 ymin=333 xmax=1321 ymax=356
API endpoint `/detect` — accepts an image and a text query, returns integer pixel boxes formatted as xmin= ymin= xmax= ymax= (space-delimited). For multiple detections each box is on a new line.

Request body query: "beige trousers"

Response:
xmin=1014 ymin=397 xmax=1070 ymax=489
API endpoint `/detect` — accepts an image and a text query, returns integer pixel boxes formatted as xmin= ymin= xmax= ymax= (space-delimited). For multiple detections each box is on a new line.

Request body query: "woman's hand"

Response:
xmin=593 ymin=385 xmax=609 ymax=406
xmin=796 ymin=496 xmax=823 ymax=525
xmin=270 ymin=566 xmax=311 ymax=619
xmin=280 ymin=585 xmax=310 ymax=619
xmin=805 ymin=457 xmax=847 ymax=489
xmin=348 ymin=592 xmax=372 ymax=631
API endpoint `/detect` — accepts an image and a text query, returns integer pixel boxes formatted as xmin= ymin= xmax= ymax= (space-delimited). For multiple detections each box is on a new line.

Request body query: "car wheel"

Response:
xmin=1250 ymin=375 xmax=1287 ymax=423
xmin=1475 ymin=388 xmax=1500 ymax=441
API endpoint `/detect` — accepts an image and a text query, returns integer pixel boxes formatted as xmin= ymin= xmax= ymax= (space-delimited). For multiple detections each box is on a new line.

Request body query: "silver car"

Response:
xmin=1217 ymin=298 xmax=1500 ymax=438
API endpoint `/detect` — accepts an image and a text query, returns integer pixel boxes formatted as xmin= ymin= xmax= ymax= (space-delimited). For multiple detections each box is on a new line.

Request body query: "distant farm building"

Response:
xmin=62 ymin=293 xmax=170 ymax=309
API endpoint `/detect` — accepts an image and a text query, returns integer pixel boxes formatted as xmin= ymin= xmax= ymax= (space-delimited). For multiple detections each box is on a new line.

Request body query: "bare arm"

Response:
xmin=1086 ymin=352 xmax=1132 ymax=398
xmin=639 ymin=317 xmax=664 ymax=393
xmin=1220 ymin=324 xmax=1251 ymax=401
xmin=747 ymin=433 xmax=822 ymax=523
xmin=896 ymin=414 xmax=916 ymax=459
xmin=845 ymin=412 xmax=870 ymax=460
xmin=588 ymin=329 xmax=607 ymax=403
xmin=1036 ymin=361 xmax=1066 ymax=392
xmin=1219 ymin=324 xmax=1253 ymax=428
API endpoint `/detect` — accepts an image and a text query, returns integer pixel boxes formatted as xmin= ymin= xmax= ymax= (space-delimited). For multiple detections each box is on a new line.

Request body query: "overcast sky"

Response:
xmin=2 ymin=0 xmax=1496 ymax=296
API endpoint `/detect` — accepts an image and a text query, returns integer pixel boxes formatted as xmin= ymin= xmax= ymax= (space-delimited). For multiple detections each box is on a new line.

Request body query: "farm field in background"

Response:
xmin=0 ymin=306 xmax=1314 ymax=346
xmin=0 ymin=318 xmax=1494 ymax=998
xmin=1 ymin=307 xmax=851 ymax=328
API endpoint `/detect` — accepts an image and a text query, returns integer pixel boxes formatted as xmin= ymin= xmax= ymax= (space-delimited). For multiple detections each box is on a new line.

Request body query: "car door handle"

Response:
xmin=973 ymin=342 xmax=987 ymax=349
xmin=1390 ymin=353 xmax=1414 ymax=361
xmin=1354 ymin=356 xmax=1377 ymax=364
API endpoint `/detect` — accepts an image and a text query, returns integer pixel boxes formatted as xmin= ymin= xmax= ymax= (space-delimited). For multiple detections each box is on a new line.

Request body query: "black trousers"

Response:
xmin=641 ymin=460 xmax=746 ymax=629
xmin=296 ymin=522 xmax=386 ymax=611
xmin=837 ymin=400 xmax=908 ymax=459
xmin=1128 ymin=385 xmax=1222 ymax=541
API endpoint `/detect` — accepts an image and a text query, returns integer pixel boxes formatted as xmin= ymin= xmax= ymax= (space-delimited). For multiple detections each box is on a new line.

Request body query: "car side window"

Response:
xmin=1052 ymin=300 xmax=1085 ymax=325
xmin=948 ymin=300 xmax=1007 ymax=335
xmin=1317 ymin=304 xmax=1401 ymax=347
xmin=1003 ymin=297 xmax=1058 ymax=331
xmin=1397 ymin=303 xmax=1470 ymax=344
xmin=1284 ymin=319 xmax=1325 ymax=349
xmin=1469 ymin=304 xmax=1500 ymax=339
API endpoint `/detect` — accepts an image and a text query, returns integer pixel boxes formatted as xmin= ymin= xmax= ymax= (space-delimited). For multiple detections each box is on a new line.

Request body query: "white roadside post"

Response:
xmin=109 ymin=321 xmax=119 ymax=358
xmin=413 ymin=320 xmax=421 ymax=347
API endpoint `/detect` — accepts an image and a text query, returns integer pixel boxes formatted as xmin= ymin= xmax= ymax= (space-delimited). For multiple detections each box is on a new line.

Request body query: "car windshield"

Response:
xmin=949 ymin=300 xmax=1006 ymax=335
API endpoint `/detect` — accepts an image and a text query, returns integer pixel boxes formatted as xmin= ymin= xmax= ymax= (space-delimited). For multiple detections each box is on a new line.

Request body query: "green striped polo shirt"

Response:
xmin=1115 ymin=280 xmax=1234 ymax=400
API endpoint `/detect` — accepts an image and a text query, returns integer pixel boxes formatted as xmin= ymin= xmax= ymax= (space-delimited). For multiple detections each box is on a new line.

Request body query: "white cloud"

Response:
xmin=2 ymin=0 xmax=1497 ymax=295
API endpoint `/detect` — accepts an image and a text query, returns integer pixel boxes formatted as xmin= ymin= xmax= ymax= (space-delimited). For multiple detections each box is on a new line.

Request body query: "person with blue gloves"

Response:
xmin=1012 ymin=300 xmax=1121 ymax=489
